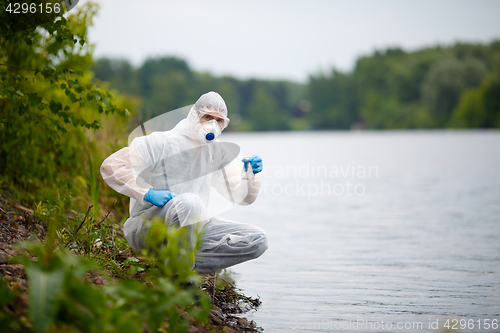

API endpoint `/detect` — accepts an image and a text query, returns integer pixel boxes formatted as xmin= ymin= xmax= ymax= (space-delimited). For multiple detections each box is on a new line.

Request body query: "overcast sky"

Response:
xmin=82 ymin=0 xmax=500 ymax=83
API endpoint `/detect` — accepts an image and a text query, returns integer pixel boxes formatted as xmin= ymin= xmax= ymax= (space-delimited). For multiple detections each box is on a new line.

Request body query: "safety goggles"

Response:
xmin=198 ymin=110 xmax=230 ymax=129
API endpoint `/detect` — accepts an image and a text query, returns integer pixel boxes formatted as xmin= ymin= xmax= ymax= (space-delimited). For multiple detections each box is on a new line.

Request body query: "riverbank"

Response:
xmin=0 ymin=191 xmax=262 ymax=332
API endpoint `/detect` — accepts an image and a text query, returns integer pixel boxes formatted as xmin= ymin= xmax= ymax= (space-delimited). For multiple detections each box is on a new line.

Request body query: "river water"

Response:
xmin=220 ymin=130 xmax=500 ymax=333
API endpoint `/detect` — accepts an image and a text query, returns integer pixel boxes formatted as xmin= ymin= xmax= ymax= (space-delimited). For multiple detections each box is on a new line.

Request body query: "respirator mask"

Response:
xmin=194 ymin=119 xmax=222 ymax=143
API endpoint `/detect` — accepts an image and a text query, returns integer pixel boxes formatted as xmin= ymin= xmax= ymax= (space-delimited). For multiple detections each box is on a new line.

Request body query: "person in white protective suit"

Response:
xmin=100 ymin=91 xmax=268 ymax=274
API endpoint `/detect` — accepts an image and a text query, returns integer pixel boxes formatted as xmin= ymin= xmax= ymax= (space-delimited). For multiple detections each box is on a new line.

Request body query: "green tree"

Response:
xmin=449 ymin=57 xmax=500 ymax=128
xmin=421 ymin=58 xmax=488 ymax=126
xmin=90 ymin=41 xmax=500 ymax=131
xmin=147 ymin=71 xmax=192 ymax=116
xmin=308 ymin=70 xmax=355 ymax=129
xmin=214 ymin=77 xmax=240 ymax=130
xmin=137 ymin=57 xmax=192 ymax=96
xmin=361 ymin=92 xmax=435 ymax=129
xmin=92 ymin=58 xmax=139 ymax=95
xmin=0 ymin=0 xmax=129 ymax=199
xmin=247 ymin=86 xmax=280 ymax=131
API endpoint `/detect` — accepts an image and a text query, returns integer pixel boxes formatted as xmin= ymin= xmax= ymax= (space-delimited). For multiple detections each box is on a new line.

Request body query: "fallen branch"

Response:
xmin=73 ymin=205 xmax=93 ymax=236
xmin=11 ymin=204 xmax=34 ymax=214
xmin=95 ymin=201 xmax=116 ymax=228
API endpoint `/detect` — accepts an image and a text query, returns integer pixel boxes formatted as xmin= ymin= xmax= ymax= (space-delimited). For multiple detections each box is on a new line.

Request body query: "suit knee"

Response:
xmin=165 ymin=193 xmax=208 ymax=227
xmin=250 ymin=230 xmax=268 ymax=259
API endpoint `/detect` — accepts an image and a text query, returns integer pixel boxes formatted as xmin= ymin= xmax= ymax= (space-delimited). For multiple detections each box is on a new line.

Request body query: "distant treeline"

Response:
xmin=92 ymin=41 xmax=500 ymax=131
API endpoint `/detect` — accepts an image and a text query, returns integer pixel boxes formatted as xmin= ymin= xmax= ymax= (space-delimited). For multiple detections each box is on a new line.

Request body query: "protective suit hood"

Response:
xmin=173 ymin=91 xmax=230 ymax=143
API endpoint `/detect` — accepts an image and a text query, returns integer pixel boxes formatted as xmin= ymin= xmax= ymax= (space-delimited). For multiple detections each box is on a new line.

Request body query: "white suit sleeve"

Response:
xmin=100 ymin=144 xmax=154 ymax=203
xmin=211 ymin=158 xmax=261 ymax=206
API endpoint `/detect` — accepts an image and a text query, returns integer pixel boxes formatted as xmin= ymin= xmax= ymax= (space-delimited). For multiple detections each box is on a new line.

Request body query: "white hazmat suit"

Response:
xmin=100 ymin=92 xmax=268 ymax=273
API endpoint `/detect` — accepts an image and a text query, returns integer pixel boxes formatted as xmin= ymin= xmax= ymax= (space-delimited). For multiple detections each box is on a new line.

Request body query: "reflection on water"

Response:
xmin=220 ymin=130 xmax=500 ymax=333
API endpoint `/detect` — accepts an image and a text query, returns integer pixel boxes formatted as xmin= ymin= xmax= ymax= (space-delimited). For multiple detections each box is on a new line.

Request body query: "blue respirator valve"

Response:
xmin=206 ymin=133 xmax=215 ymax=141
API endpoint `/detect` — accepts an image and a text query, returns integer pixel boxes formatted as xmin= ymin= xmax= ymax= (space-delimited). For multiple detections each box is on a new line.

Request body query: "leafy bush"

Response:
xmin=1 ymin=219 xmax=210 ymax=333
xmin=0 ymin=1 xmax=132 ymax=206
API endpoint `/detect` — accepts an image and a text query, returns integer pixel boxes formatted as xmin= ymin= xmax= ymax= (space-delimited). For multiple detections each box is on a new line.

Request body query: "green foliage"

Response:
xmin=0 ymin=276 xmax=15 ymax=308
xmin=91 ymin=58 xmax=139 ymax=96
xmin=421 ymin=58 xmax=488 ymax=125
xmin=360 ymin=93 xmax=436 ymax=129
xmin=132 ymin=219 xmax=211 ymax=332
xmin=0 ymin=278 xmax=21 ymax=330
xmin=11 ymin=240 xmax=103 ymax=332
xmin=247 ymin=86 xmax=281 ymax=130
xmin=307 ymin=42 xmax=500 ymax=130
xmin=87 ymin=156 xmax=101 ymax=218
xmin=91 ymin=41 xmax=500 ymax=131
xmin=2 ymin=219 xmax=210 ymax=333
xmin=0 ymin=1 xmax=129 ymax=200
xmin=25 ymin=262 xmax=65 ymax=332
xmin=308 ymin=70 xmax=355 ymax=129
xmin=448 ymin=85 xmax=487 ymax=128
xmin=449 ymin=56 xmax=500 ymax=128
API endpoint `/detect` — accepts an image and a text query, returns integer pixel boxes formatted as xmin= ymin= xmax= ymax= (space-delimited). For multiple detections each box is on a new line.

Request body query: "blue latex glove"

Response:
xmin=242 ymin=155 xmax=263 ymax=174
xmin=144 ymin=188 xmax=177 ymax=207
